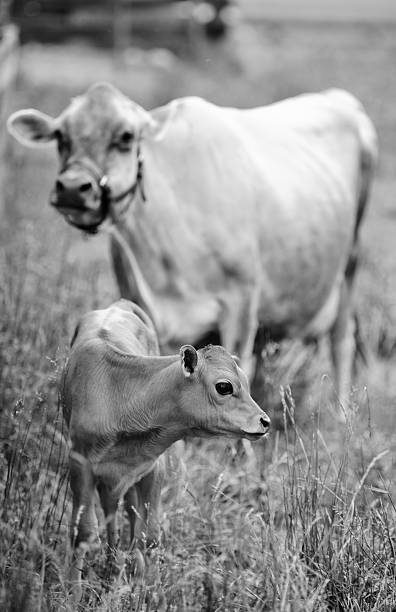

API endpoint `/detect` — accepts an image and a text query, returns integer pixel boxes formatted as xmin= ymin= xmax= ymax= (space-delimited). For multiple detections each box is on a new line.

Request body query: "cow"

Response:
xmin=8 ymin=84 xmax=378 ymax=409
xmin=61 ymin=299 xmax=270 ymax=602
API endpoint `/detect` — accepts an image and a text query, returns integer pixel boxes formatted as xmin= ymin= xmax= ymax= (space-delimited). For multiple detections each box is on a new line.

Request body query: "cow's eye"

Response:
xmin=215 ymin=381 xmax=234 ymax=396
xmin=117 ymin=131 xmax=134 ymax=151
xmin=54 ymin=129 xmax=70 ymax=151
xmin=54 ymin=130 xmax=71 ymax=156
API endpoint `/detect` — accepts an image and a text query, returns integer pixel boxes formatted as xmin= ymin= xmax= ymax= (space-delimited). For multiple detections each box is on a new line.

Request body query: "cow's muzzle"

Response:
xmin=50 ymin=169 xmax=109 ymax=234
xmin=50 ymin=144 xmax=145 ymax=235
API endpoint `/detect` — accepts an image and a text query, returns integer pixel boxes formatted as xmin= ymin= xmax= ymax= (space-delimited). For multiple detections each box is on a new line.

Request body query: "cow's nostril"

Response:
xmin=260 ymin=416 xmax=270 ymax=430
xmin=55 ymin=179 xmax=65 ymax=193
xmin=79 ymin=182 xmax=93 ymax=194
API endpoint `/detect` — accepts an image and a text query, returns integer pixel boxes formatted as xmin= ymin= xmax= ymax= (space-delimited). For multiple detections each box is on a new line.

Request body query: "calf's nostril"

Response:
xmin=260 ymin=416 xmax=270 ymax=430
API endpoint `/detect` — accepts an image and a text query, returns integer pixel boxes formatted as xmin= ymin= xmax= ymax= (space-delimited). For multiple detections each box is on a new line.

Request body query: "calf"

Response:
xmin=61 ymin=299 xmax=270 ymax=601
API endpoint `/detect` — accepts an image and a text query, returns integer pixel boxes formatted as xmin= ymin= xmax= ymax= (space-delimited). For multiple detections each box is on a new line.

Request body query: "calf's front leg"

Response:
xmin=124 ymin=460 xmax=166 ymax=610
xmin=69 ymin=450 xmax=99 ymax=603
xmin=124 ymin=458 xmax=165 ymax=550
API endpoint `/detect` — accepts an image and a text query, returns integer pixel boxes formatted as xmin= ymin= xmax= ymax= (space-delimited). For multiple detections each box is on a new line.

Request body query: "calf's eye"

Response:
xmin=215 ymin=381 xmax=233 ymax=396
xmin=118 ymin=131 xmax=134 ymax=150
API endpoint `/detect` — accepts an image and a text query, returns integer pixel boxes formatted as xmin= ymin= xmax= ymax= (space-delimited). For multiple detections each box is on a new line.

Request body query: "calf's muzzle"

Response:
xmin=240 ymin=412 xmax=271 ymax=441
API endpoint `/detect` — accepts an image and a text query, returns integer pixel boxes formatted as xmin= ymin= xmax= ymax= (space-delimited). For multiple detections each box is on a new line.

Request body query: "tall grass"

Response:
xmin=2 ymin=382 xmax=396 ymax=609
xmin=0 ymin=217 xmax=108 ymax=611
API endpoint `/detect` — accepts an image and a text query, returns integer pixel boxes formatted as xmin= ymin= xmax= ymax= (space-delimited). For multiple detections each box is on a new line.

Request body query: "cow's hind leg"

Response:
xmin=69 ymin=450 xmax=99 ymax=602
xmin=330 ymin=104 xmax=377 ymax=416
xmin=330 ymin=271 xmax=357 ymax=418
xmin=330 ymin=132 xmax=373 ymax=418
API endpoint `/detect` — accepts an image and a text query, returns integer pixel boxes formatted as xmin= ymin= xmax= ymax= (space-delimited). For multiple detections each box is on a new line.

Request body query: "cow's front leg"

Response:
xmin=219 ymin=288 xmax=261 ymax=461
xmin=110 ymin=232 xmax=140 ymax=301
xmin=218 ymin=286 xmax=260 ymax=380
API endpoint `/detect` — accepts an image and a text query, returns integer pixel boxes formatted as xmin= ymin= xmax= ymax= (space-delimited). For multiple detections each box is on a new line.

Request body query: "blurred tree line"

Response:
xmin=5 ymin=0 xmax=234 ymax=48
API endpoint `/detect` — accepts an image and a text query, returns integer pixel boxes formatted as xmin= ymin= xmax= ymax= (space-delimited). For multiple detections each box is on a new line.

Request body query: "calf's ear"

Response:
xmin=7 ymin=109 xmax=56 ymax=146
xmin=180 ymin=345 xmax=198 ymax=378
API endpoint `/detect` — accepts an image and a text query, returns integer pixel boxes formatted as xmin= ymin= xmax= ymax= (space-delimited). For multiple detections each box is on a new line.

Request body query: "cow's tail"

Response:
xmin=348 ymin=102 xmax=378 ymax=284
xmin=325 ymin=89 xmax=378 ymax=243
xmin=354 ymin=100 xmax=378 ymax=243
xmin=325 ymin=91 xmax=378 ymax=372
xmin=353 ymin=106 xmax=377 ymax=368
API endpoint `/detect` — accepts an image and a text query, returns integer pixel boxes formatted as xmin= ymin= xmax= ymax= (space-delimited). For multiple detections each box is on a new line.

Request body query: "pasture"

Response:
xmin=1 ymin=20 xmax=396 ymax=611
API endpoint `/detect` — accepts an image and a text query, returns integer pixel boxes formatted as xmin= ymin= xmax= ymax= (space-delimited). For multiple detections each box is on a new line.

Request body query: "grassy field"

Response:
xmin=1 ymin=20 xmax=396 ymax=611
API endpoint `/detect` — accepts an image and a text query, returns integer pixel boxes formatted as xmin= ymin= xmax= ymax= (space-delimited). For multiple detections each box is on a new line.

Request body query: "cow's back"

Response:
xmin=146 ymin=90 xmax=371 ymax=238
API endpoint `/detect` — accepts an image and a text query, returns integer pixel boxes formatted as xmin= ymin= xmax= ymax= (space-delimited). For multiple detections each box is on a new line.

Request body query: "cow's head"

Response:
xmin=7 ymin=82 xmax=159 ymax=233
xmin=179 ymin=344 xmax=270 ymax=440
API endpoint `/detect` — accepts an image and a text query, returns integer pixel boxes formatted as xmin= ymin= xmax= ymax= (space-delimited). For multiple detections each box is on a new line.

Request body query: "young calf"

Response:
xmin=62 ymin=299 xmax=270 ymax=601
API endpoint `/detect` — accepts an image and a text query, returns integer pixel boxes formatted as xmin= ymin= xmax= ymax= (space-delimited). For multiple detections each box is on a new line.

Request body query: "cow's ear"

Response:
xmin=141 ymin=100 xmax=180 ymax=142
xmin=180 ymin=345 xmax=198 ymax=378
xmin=7 ymin=109 xmax=57 ymax=146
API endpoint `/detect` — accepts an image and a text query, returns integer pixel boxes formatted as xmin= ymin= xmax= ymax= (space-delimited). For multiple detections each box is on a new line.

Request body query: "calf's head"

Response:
xmin=7 ymin=82 xmax=158 ymax=233
xmin=177 ymin=345 xmax=270 ymax=440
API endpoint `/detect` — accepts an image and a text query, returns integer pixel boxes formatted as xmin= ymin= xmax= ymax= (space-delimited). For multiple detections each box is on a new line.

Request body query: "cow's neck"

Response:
xmin=108 ymin=142 xmax=222 ymax=345
xmin=113 ymin=140 xmax=201 ymax=299
xmin=110 ymin=217 xmax=219 ymax=346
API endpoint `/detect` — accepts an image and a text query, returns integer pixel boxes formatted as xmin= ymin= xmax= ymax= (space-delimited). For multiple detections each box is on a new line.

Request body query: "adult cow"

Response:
xmin=62 ymin=299 xmax=270 ymax=602
xmin=8 ymin=83 xmax=377 ymax=407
